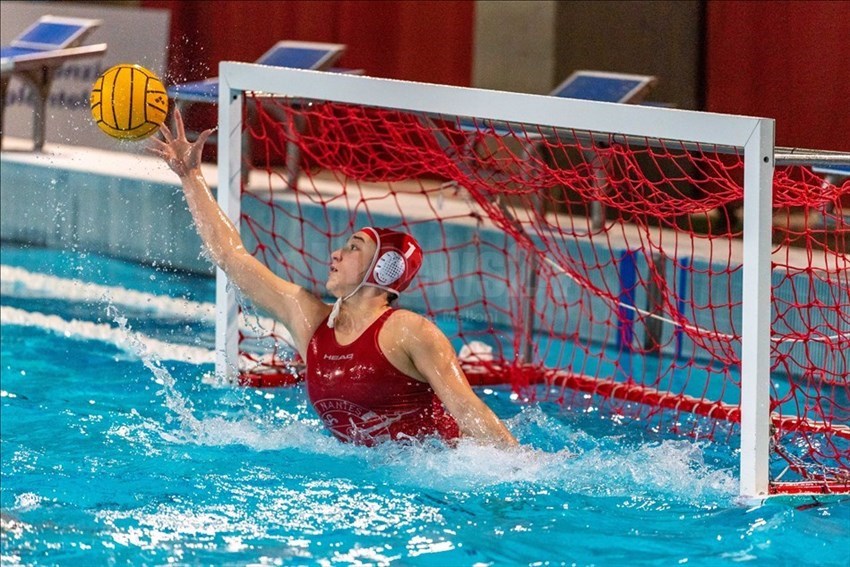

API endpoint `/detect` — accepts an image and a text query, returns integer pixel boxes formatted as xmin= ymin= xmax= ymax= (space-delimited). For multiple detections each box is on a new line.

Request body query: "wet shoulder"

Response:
xmin=384 ymin=308 xmax=432 ymax=332
xmin=381 ymin=309 xmax=443 ymax=348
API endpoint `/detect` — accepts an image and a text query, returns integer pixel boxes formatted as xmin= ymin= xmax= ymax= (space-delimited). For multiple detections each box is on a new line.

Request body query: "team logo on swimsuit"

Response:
xmin=314 ymin=398 xmax=417 ymax=444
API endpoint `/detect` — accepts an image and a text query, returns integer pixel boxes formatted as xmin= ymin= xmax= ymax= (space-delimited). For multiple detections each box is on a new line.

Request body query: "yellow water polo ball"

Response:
xmin=91 ymin=63 xmax=169 ymax=140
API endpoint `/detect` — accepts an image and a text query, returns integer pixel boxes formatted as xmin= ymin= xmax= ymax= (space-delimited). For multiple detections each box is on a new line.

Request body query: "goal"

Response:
xmin=214 ymin=63 xmax=849 ymax=498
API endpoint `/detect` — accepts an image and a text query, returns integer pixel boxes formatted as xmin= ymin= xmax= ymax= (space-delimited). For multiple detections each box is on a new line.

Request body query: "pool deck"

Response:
xmin=1 ymin=136 xmax=839 ymax=276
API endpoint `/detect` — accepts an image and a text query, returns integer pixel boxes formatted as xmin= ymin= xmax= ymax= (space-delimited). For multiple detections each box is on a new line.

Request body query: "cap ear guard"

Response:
xmin=361 ymin=226 xmax=423 ymax=295
xmin=373 ymin=250 xmax=407 ymax=286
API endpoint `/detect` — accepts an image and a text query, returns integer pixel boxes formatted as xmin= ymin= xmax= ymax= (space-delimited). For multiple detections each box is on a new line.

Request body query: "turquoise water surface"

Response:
xmin=1 ymin=244 xmax=848 ymax=566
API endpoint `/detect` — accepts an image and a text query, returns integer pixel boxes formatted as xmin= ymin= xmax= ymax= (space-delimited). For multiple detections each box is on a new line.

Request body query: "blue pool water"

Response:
xmin=1 ymin=243 xmax=849 ymax=566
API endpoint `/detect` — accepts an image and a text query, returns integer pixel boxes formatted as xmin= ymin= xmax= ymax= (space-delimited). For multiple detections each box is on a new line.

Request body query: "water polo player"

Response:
xmin=148 ymin=110 xmax=517 ymax=447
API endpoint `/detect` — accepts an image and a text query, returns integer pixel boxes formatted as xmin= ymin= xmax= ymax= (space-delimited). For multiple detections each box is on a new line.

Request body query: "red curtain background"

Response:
xmin=705 ymin=0 xmax=849 ymax=151
xmin=142 ymin=0 xmax=847 ymax=152
xmin=140 ymin=0 xmax=474 ymax=87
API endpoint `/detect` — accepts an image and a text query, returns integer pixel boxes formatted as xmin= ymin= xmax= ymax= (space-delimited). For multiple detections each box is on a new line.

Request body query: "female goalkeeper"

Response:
xmin=148 ymin=110 xmax=517 ymax=448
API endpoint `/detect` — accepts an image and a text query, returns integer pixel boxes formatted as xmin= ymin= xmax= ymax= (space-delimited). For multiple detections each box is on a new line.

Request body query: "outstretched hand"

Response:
xmin=147 ymin=108 xmax=215 ymax=178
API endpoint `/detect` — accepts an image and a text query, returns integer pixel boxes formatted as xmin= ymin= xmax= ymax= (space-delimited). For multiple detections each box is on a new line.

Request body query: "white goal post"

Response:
xmin=214 ymin=61 xmax=776 ymax=499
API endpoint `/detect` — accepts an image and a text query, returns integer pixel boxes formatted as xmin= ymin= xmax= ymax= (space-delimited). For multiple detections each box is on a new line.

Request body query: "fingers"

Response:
xmin=174 ymin=108 xmax=185 ymax=139
xmin=158 ymin=121 xmax=174 ymax=143
xmin=147 ymin=134 xmax=168 ymax=151
xmin=146 ymin=137 xmax=170 ymax=160
xmin=146 ymin=146 xmax=166 ymax=159
xmin=195 ymin=128 xmax=215 ymax=147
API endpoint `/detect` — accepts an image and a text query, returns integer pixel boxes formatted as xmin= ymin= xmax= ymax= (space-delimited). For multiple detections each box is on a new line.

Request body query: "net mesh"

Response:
xmin=234 ymin=94 xmax=849 ymax=494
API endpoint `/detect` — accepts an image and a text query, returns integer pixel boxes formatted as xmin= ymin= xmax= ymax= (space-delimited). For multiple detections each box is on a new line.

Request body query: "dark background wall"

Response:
xmin=140 ymin=0 xmax=848 ymax=151
xmin=554 ymin=1 xmax=704 ymax=111
xmin=705 ymin=0 xmax=849 ymax=152
xmin=141 ymin=0 xmax=474 ymax=87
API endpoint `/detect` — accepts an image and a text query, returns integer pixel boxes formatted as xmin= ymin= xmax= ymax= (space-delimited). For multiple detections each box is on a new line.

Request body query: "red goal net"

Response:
xmin=232 ymin=94 xmax=849 ymax=495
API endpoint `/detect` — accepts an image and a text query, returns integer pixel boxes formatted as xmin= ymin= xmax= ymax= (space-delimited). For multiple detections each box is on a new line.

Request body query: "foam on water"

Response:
xmin=1 ymin=263 xmax=294 ymax=345
xmin=0 ymin=305 xmax=214 ymax=364
xmin=362 ymin=407 xmax=737 ymax=504
xmin=1 ymin=264 xmax=213 ymax=320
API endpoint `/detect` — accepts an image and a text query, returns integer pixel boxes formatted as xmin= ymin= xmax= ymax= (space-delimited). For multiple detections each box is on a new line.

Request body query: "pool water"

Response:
xmin=2 ymin=243 xmax=848 ymax=566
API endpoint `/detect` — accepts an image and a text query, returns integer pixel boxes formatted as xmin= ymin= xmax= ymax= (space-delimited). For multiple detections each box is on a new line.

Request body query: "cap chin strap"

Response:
xmin=327 ymin=228 xmax=383 ymax=329
xmin=327 ymin=285 xmax=362 ymax=329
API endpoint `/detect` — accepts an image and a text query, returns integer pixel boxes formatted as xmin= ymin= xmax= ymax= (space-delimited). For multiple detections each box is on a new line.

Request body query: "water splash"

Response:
xmin=106 ymin=304 xmax=203 ymax=438
xmin=150 ymin=399 xmax=737 ymax=505
xmin=362 ymin=405 xmax=737 ymax=504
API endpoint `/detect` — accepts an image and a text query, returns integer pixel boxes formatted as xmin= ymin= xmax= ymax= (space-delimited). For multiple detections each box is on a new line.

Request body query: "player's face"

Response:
xmin=327 ymin=232 xmax=376 ymax=296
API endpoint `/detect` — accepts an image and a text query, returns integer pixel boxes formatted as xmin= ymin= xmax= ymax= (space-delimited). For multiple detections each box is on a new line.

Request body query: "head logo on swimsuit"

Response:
xmin=360 ymin=227 xmax=423 ymax=295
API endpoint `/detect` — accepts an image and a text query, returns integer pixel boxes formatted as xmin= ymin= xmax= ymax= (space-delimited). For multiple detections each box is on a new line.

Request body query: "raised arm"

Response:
xmin=397 ymin=313 xmax=518 ymax=447
xmin=147 ymin=110 xmax=329 ymax=356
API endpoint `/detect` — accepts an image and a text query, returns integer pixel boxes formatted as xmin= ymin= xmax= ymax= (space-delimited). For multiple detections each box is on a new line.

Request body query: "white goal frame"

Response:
xmin=215 ymin=62 xmax=775 ymax=499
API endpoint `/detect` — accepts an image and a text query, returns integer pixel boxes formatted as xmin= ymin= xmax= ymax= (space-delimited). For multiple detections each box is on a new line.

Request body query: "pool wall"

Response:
xmin=1 ymin=141 xmax=845 ymax=381
xmin=1 ymin=143 xmax=210 ymax=274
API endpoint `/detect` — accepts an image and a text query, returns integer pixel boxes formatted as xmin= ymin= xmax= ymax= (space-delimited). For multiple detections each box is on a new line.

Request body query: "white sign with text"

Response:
xmin=1 ymin=1 xmax=170 ymax=153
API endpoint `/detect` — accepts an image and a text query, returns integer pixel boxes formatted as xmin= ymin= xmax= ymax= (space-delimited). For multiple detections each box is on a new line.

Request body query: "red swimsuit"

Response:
xmin=306 ymin=309 xmax=460 ymax=446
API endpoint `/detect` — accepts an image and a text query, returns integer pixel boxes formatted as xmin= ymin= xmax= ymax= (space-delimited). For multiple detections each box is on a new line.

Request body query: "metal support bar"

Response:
xmin=739 ymin=119 xmax=775 ymax=499
xmin=216 ymin=71 xmax=244 ymax=382
xmin=774 ymin=148 xmax=850 ymax=166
